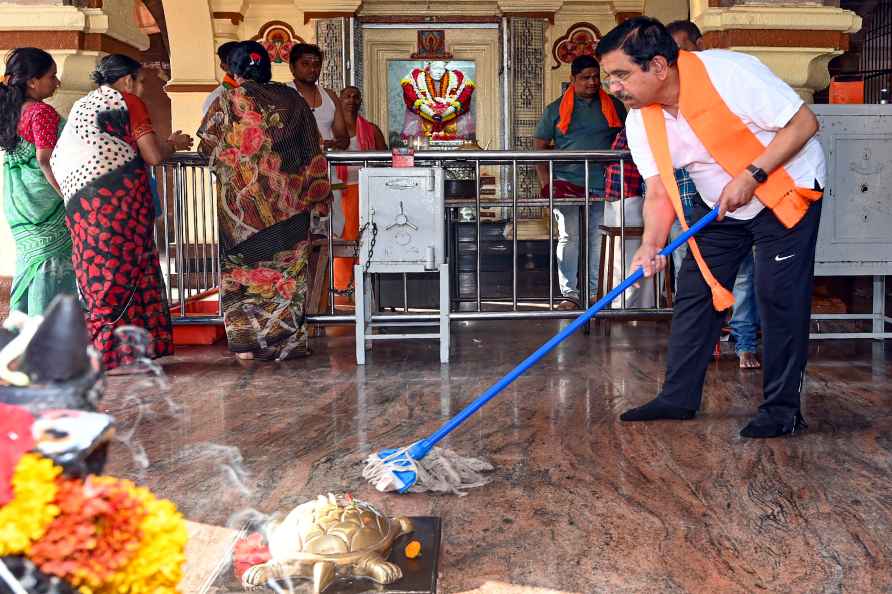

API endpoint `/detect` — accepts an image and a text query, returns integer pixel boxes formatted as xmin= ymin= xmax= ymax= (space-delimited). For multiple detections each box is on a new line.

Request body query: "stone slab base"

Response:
xmin=205 ymin=516 xmax=441 ymax=594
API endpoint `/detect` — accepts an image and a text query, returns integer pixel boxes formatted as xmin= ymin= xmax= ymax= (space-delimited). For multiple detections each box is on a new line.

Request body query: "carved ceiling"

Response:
xmin=208 ymin=0 xmax=644 ymax=17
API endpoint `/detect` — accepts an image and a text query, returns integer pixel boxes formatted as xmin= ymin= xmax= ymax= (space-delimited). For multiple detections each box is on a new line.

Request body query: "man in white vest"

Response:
xmin=287 ymin=43 xmax=349 ymax=236
xmin=287 ymin=43 xmax=348 ymax=151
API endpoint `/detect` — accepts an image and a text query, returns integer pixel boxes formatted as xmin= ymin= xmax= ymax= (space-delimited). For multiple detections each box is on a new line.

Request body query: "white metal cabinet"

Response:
xmin=355 ymin=167 xmax=450 ymax=363
xmin=811 ymin=105 xmax=892 ymax=339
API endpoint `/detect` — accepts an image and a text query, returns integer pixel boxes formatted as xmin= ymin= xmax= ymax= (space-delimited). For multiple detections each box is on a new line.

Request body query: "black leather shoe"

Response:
xmin=740 ymin=410 xmax=807 ymax=439
xmin=620 ymin=398 xmax=696 ymax=422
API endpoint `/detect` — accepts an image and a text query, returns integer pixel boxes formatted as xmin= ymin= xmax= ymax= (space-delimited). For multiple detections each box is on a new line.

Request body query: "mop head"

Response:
xmin=362 ymin=444 xmax=493 ymax=496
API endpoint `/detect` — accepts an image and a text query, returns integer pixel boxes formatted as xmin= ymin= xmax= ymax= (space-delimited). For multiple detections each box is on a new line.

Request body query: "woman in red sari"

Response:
xmin=51 ymin=55 xmax=192 ymax=369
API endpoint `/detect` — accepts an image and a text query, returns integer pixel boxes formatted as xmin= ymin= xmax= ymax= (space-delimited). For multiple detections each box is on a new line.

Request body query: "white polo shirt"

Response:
xmin=625 ymin=49 xmax=826 ymax=220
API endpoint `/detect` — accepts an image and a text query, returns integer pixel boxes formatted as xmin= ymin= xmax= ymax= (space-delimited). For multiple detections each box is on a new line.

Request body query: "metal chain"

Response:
xmin=333 ymin=221 xmax=377 ymax=298
xmin=362 ymin=221 xmax=378 ymax=276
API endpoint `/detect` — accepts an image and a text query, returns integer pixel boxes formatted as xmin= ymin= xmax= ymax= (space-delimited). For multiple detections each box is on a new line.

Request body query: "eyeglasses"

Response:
xmin=602 ymin=71 xmax=634 ymax=88
xmin=601 ymin=59 xmax=653 ymax=88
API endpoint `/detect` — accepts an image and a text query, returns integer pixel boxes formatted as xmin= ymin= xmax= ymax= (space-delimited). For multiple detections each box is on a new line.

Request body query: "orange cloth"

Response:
xmin=333 ymin=183 xmax=360 ymax=291
xmin=557 ymin=86 xmax=622 ymax=135
xmin=334 ymin=116 xmax=378 ymax=292
xmin=642 ymin=107 xmax=735 ymax=312
xmin=222 ymin=74 xmax=240 ymax=89
xmin=335 ymin=115 xmax=377 ymax=182
xmin=640 ymin=50 xmax=822 ymax=311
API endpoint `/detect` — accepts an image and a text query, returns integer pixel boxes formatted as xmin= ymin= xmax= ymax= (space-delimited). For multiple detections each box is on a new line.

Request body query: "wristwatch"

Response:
xmin=746 ymin=164 xmax=768 ymax=183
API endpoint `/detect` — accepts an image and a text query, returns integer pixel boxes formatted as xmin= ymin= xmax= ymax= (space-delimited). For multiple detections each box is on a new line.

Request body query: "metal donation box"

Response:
xmin=358 ymin=168 xmax=446 ymax=272
xmin=354 ymin=167 xmax=450 ymax=364
xmin=812 ymin=105 xmax=892 ymax=339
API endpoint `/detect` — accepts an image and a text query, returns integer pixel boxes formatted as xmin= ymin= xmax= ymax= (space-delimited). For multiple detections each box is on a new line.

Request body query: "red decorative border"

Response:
xmin=550 ymin=22 xmax=601 ymax=70
xmin=411 ymin=30 xmax=452 ymax=60
xmin=250 ymin=21 xmax=307 ymax=64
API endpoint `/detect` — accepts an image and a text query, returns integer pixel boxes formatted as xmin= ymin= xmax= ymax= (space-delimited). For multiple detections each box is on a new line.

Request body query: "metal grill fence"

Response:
xmin=153 ymin=150 xmax=675 ymax=326
xmin=861 ymin=0 xmax=892 ymax=102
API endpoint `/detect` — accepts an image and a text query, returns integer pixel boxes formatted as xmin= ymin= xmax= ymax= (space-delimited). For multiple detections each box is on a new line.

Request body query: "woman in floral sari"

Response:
xmin=51 ymin=55 xmax=192 ymax=369
xmin=1 ymin=48 xmax=76 ymax=314
xmin=198 ymin=41 xmax=331 ymax=361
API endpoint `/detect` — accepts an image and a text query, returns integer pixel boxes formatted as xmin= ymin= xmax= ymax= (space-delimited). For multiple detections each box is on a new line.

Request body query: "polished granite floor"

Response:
xmin=101 ymin=321 xmax=892 ymax=594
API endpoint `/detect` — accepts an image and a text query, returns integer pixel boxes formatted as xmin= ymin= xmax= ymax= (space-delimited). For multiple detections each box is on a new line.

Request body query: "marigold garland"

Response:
xmin=0 ymin=453 xmax=61 ymax=556
xmin=30 ymin=475 xmax=145 ymax=592
xmin=0 ymin=453 xmax=187 ymax=594
xmin=95 ymin=480 xmax=187 ymax=594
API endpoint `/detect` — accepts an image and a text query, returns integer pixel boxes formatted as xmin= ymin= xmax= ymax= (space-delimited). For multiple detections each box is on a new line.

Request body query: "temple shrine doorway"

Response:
xmin=361 ymin=23 xmax=504 ymax=149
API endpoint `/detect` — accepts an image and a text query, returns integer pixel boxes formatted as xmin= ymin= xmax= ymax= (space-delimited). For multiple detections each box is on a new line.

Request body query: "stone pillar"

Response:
xmin=0 ymin=1 xmax=149 ymax=113
xmin=643 ymin=0 xmax=688 ymax=24
xmin=210 ymin=9 xmax=240 ymax=81
xmin=691 ymin=0 xmax=862 ymax=102
xmin=0 ymin=0 xmax=150 ymax=277
xmin=161 ymin=0 xmax=216 ymax=136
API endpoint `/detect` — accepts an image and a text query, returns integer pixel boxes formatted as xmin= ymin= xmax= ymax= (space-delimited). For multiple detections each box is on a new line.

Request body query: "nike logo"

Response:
xmin=775 ymin=254 xmax=795 ymax=262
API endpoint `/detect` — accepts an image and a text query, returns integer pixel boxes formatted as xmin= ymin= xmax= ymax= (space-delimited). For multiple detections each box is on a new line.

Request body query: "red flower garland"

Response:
xmin=232 ymin=532 xmax=271 ymax=580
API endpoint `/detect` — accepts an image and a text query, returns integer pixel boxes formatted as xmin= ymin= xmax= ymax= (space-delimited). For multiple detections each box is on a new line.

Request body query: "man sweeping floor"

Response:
xmin=596 ymin=17 xmax=826 ymax=438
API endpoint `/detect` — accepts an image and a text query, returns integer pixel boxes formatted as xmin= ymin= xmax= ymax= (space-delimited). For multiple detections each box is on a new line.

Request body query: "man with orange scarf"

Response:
xmin=597 ymin=18 xmax=825 ymax=438
xmin=201 ymin=41 xmax=240 ymax=116
xmin=334 ymin=86 xmax=387 ymax=296
xmin=534 ymin=55 xmax=625 ymax=309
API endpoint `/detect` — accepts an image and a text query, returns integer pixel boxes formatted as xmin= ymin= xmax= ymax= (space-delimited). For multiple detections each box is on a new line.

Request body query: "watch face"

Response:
xmin=749 ymin=165 xmax=767 ymax=183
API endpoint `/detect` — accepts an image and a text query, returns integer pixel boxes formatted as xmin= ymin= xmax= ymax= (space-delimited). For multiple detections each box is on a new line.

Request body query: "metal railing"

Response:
xmin=153 ymin=150 xmax=674 ymax=325
xmin=152 ymin=153 xmax=221 ymax=323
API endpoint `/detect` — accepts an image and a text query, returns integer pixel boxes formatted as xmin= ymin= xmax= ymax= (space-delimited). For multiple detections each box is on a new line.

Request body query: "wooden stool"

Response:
xmin=304 ymin=239 xmax=330 ymax=337
xmin=595 ymin=225 xmax=673 ymax=333
xmin=305 ymin=238 xmax=362 ymax=336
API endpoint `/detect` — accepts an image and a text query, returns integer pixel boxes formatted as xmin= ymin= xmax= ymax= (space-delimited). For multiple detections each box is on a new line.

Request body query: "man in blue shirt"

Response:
xmin=534 ymin=55 xmax=625 ymax=308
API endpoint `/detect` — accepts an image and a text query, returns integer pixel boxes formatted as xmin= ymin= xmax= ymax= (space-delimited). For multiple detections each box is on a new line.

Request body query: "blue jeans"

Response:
xmin=667 ymin=201 xmax=697 ymax=287
xmin=729 ymin=251 xmax=761 ymax=354
xmin=553 ymin=202 xmax=605 ymax=302
xmin=669 ymin=219 xmax=689 ymax=288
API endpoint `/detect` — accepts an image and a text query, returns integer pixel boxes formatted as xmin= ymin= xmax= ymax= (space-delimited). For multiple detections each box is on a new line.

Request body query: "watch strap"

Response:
xmin=746 ymin=164 xmax=768 ymax=183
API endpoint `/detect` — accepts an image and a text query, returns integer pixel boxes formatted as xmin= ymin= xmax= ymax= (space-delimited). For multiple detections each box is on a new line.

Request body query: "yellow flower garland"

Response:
xmin=0 ymin=454 xmax=187 ymax=593
xmin=0 ymin=453 xmax=61 ymax=556
xmin=95 ymin=479 xmax=187 ymax=594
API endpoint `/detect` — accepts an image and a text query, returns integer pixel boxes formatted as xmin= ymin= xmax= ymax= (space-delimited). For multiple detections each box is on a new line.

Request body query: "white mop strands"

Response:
xmin=363 ymin=445 xmax=494 ymax=496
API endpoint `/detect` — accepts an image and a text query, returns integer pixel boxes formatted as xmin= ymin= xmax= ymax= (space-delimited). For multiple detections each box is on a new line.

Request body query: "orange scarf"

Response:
xmin=641 ymin=51 xmax=822 ymax=311
xmin=335 ymin=115 xmax=377 ymax=183
xmin=222 ymin=74 xmax=240 ymax=89
xmin=557 ymin=85 xmax=622 ymax=135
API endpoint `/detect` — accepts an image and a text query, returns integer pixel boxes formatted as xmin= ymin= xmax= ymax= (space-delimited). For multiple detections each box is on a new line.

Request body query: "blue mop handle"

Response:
xmin=407 ymin=205 xmax=720 ymax=461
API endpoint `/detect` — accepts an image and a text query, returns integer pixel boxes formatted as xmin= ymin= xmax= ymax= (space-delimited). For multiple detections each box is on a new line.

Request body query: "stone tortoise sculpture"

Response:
xmin=242 ymin=493 xmax=414 ymax=593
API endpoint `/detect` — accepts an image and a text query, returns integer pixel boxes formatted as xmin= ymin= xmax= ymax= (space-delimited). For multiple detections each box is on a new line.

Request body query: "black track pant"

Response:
xmin=657 ymin=194 xmax=823 ymax=421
